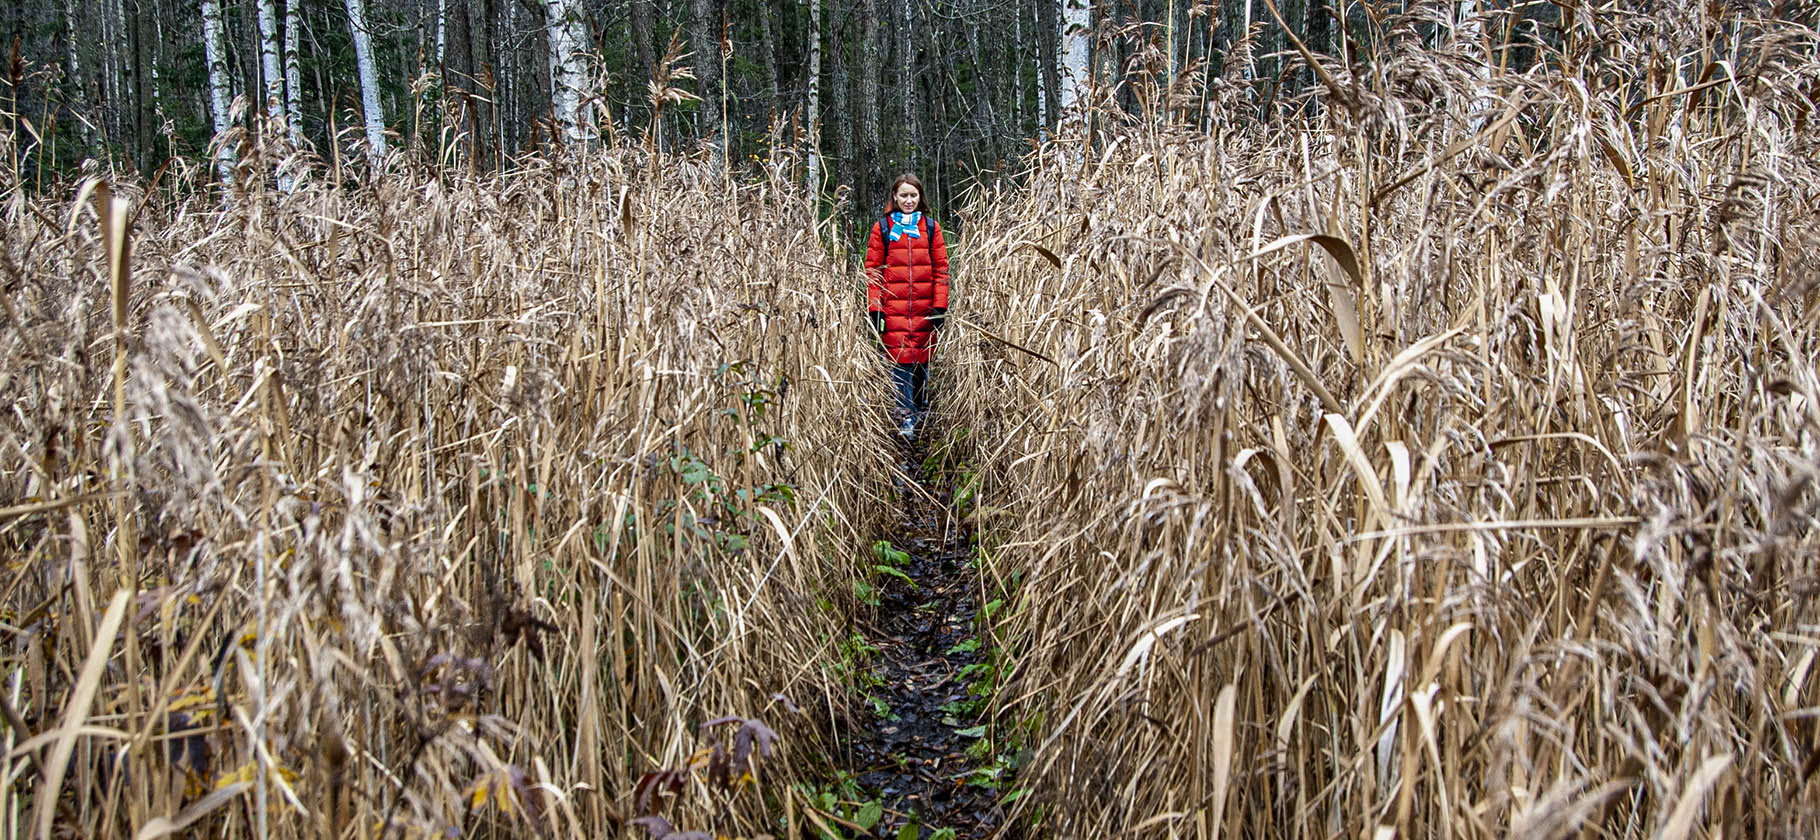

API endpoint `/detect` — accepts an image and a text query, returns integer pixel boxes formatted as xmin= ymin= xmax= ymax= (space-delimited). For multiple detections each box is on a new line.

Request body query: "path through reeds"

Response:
xmin=830 ymin=434 xmax=1010 ymax=839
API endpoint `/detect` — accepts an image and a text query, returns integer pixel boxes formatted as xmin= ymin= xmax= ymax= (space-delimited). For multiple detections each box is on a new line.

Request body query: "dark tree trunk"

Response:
xmin=630 ymin=0 xmax=655 ymax=86
xmin=4 ymin=0 xmax=24 ymax=166
xmin=99 ymin=0 xmax=118 ymax=154
xmin=830 ymin=0 xmax=853 ymax=222
xmin=756 ymin=0 xmax=779 ymax=122
xmin=689 ymin=0 xmax=722 ymax=151
xmin=888 ymin=0 xmax=907 ymax=167
xmin=859 ymin=0 xmax=880 ymax=212
xmin=130 ymin=0 xmax=156 ymax=174
xmin=443 ymin=0 xmax=476 ymax=161
xmin=467 ymin=0 xmax=496 ymax=166
xmin=1305 ymin=0 xmax=1329 ymax=94
xmin=1037 ymin=0 xmax=1059 ymax=132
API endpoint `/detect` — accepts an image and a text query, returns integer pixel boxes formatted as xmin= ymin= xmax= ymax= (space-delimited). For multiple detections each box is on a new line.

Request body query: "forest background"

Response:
xmin=8 ymin=0 xmax=1546 ymax=231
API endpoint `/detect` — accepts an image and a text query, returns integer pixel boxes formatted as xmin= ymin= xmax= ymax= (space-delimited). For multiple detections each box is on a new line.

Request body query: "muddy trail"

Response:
xmin=828 ymin=436 xmax=1014 ymax=840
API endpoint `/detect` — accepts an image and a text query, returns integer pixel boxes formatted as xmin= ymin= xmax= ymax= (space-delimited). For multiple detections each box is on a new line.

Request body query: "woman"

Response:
xmin=865 ymin=173 xmax=950 ymax=439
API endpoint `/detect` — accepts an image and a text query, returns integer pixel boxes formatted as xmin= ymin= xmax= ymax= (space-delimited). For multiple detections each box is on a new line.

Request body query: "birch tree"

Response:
xmin=898 ymin=0 xmax=916 ymax=150
xmin=1059 ymin=0 xmax=1091 ymax=119
xmin=346 ymin=0 xmax=389 ymax=163
xmin=201 ymin=0 xmax=237 ymax=184
xmin=1456 ymin=0 xmax=1490 ymax=130
xmin=255 ymin=0 xmax=294 ymax=187
xmin=100 ymin=0 xmax=123 ymax=147
xmin=434 ymin=0 xmax=447 ymax=66
xmin=256 ymin=0 xmax=284 ymax=134
xmin=284 ymin=0 xmax=304 ymax=148
xmin=64 ymin=0 xmax=91 ymax=147
xmin=545 ymin=0 xmax=594 ymax=149
xmin=805 ymin=0 xmax=822 ymax=192
xmin=1240 ymin=0 xmax=1257 ymax=81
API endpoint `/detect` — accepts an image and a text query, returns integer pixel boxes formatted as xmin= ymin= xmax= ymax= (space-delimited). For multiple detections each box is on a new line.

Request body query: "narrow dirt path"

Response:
xmin=835 ymin=436 xmax=1011 ymax=839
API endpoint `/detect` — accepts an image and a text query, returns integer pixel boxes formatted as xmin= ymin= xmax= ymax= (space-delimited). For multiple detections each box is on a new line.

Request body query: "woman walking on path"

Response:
xmin=865 ymin=173 xmax=950 ymax=439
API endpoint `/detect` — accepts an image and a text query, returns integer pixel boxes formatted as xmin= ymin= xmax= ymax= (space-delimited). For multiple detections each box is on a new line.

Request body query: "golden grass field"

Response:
xmin=4 ymin=4 xmax=1820 ymax=838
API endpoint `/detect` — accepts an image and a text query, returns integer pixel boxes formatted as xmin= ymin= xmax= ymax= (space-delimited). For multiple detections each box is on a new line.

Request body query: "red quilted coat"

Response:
xmin=865 ymin=214 xmax=950 ymax=364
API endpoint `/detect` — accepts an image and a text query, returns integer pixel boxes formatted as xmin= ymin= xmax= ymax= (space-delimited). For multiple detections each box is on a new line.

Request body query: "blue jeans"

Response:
xmin=890 ymin=363 xmax=929 ymax=421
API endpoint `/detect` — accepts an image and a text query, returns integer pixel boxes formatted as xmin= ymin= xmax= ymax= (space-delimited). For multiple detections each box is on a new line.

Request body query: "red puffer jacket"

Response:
xmin=865 ymin=214 xmax=950 ymax=364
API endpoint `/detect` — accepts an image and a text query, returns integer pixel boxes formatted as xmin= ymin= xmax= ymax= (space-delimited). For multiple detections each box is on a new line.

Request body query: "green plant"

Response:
xmin=867 ymin=694 xmax=893 ymax=719
xmin=853 ymin=577 xmax=880 ymax=607
xmin=863 ymin=539 xmax=916 ymax=594
xmin=951 ymin=465 xmax=979 ymax=518
xmin=872 ymin=539 xmax=910 ymax=568
xmin=795 ymin=773 xmax=884 ymax=840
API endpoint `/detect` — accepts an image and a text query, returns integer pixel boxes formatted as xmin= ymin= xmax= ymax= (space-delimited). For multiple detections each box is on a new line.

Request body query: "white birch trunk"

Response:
xmin=256 ymin=0 xmax=284 ymax=133
xmin=257 ymin=0 xmax=293 ymax=188
xmin=902 ymin=1 xmax=915 ymax=132
xmin=150 ymin=9 xmax=164 ymax=136
xmin=152 ymin=12 xmax=164 ymax=125
xmin=1241 ymin=0 xmax=1256 ymax=81
xmin=1456 ymin=0 xmax=1491 ymax=131
xmin=544 ymin=0 xmax=594 ymax=150
xmin=435 ymin=0 xmax=447 ymax=66
xmin=284 ymin=0 xmax=305 ymax=148
xmin=1011 ymin=1 xmax=1026 ymax=130
xmin=1059 ymin=0 xmax=1090 ymax=119
xmin=201 ymin=0 xmax=237 ymax=183
xmin=806 ymin=0 xmax=822 ymax=193
xmin=346 ymin=0 xmax=389 ymax=163
xmin=1014 ymin=1 xmax=1024 ymax=130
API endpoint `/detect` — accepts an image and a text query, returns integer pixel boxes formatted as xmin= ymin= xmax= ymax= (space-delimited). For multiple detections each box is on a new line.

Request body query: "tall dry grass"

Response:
xmin=0 ymin=140 xmax=907 ymax=837
xmin=8 ymin=2 xmax=1820 ymax=838
xmin=940 ymin=2 xmax=1820 ymax=837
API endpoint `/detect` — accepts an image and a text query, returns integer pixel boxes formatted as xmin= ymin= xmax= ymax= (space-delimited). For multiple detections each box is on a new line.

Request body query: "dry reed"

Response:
xmin=6 ymin=2 xmax=1820 ymax=838
xmin=936 ymin=2 xmax=1820 ymax=837
xmin=0 ymin=138 xmax=904 ymax=838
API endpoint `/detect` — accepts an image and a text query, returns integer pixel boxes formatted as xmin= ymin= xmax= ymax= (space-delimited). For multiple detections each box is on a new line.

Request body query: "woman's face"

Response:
xmin=894 ymin=183 xmax=921 ymax=214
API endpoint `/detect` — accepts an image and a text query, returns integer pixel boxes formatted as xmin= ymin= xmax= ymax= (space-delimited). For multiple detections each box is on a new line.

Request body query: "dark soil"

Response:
xmin=836 ymin=436 xmax=1011 ymax=839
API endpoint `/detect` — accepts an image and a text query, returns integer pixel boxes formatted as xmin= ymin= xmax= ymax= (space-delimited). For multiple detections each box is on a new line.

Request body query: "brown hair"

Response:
xmin=885 ymin=173 xmax=930 ymax=215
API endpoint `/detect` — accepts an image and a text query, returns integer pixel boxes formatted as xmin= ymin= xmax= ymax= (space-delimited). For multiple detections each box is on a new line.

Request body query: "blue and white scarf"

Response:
xmin=887 ymin=211 xmax=924 ymax=242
